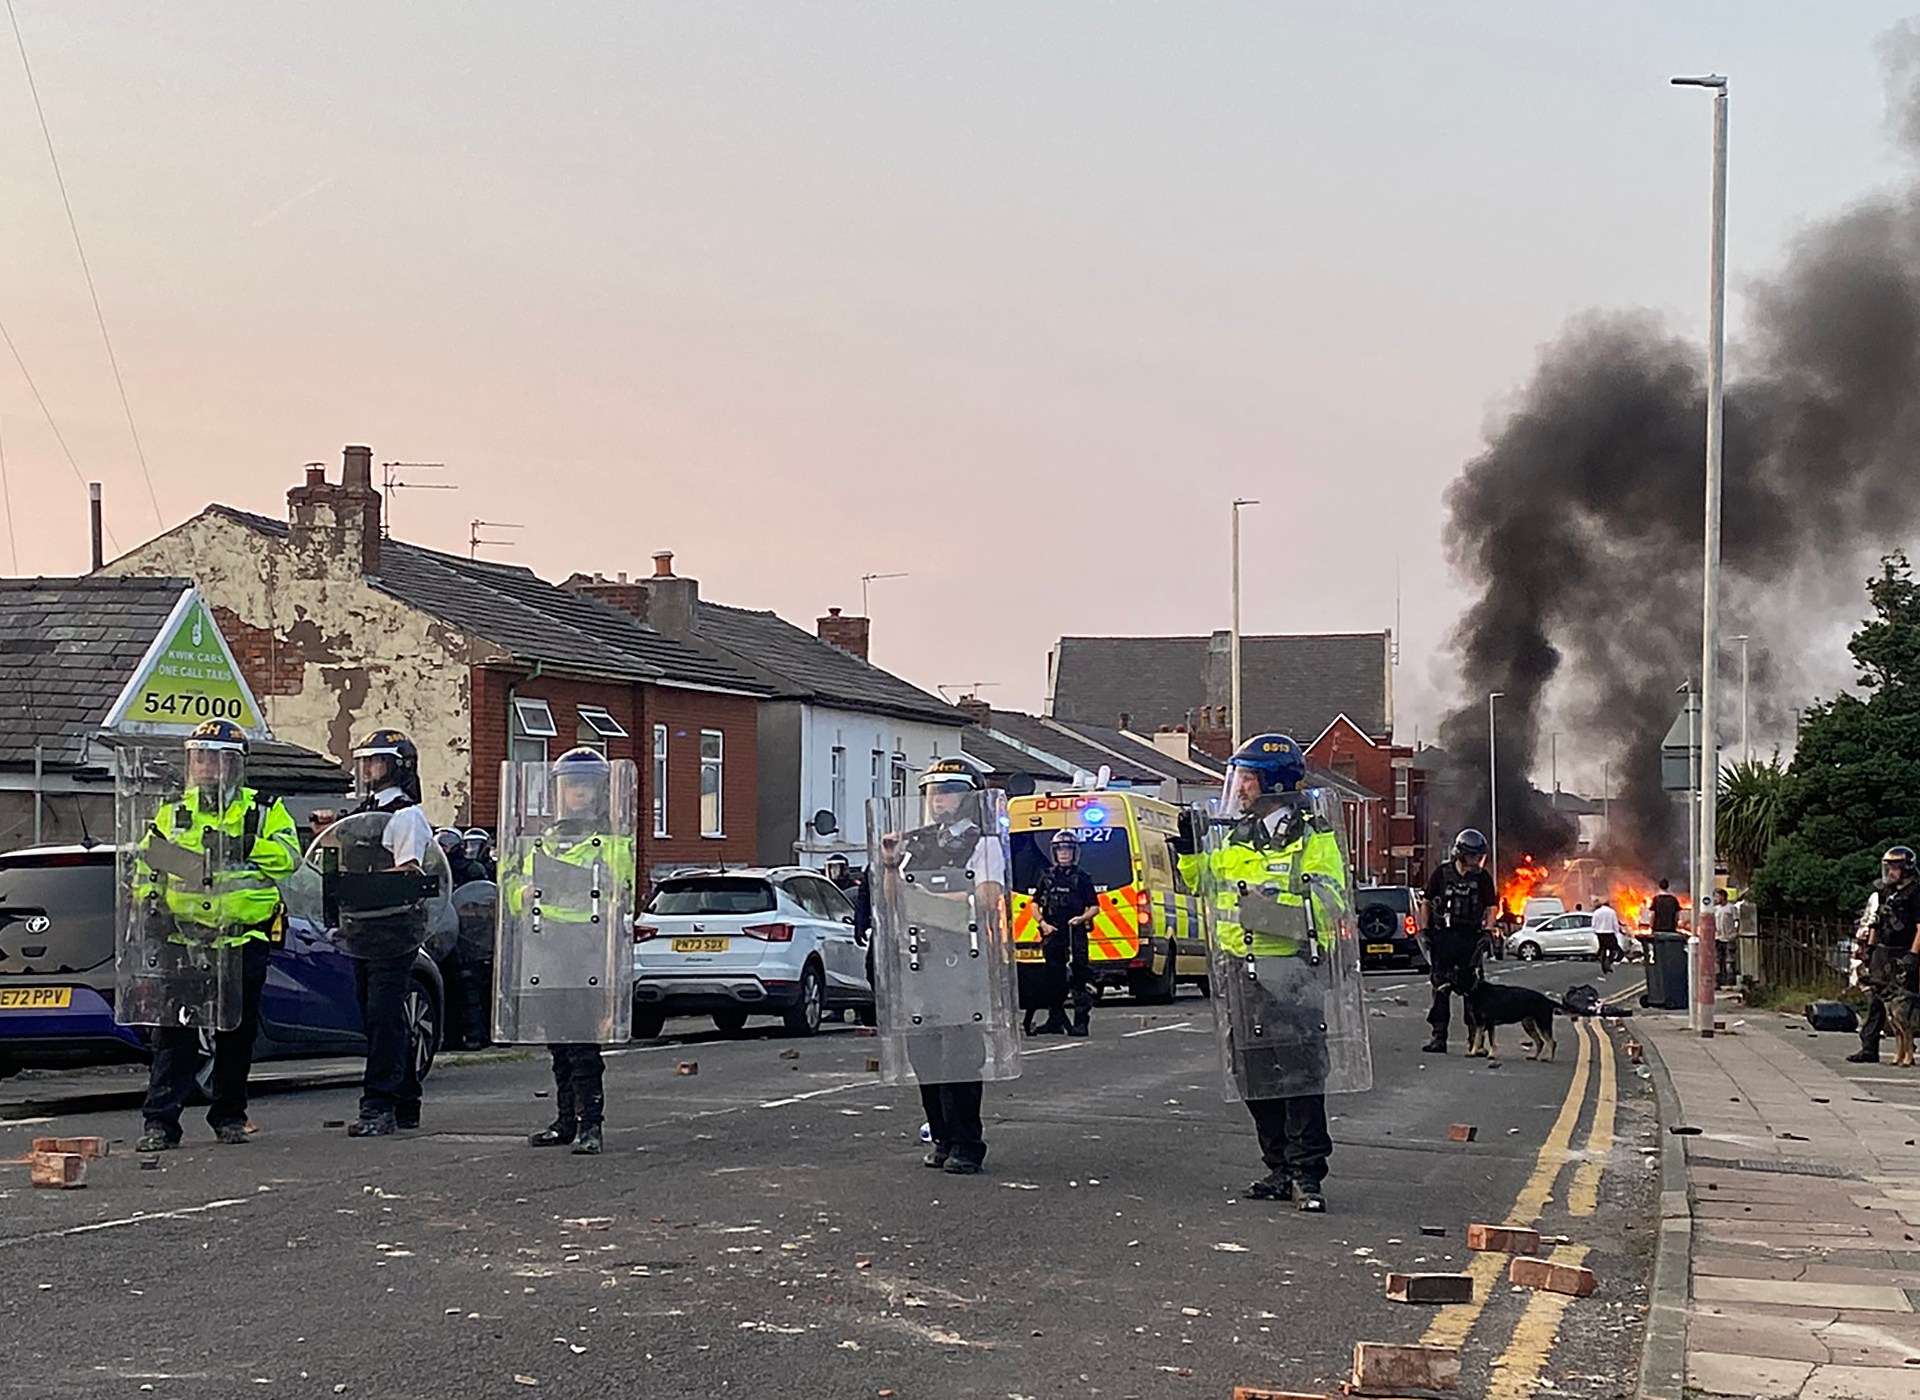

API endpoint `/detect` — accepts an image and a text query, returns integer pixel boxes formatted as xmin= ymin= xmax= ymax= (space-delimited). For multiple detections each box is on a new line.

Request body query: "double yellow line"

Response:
xmin=1417 ymin=1018 xmax=1620 ymax=1398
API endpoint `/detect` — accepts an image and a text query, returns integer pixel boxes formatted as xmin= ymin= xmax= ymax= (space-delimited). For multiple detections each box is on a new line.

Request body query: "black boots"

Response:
xmin=1245 ymin=1171 xmax=1292 ymax=1201
xmin=347 ymin=1111 xmax=396 ymax=1138
xmin=530 ymin=1120 xmax=577 ymax=1147
xmin=572 ymin=1125 xmax=604 ymax=1155
xmin=1421 ymin=1036 xmax=1448 ymax=1054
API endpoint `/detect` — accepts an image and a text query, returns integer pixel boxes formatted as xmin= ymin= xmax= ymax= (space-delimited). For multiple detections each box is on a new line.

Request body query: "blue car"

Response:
xmin=0 ymin=843 xmax=443 ymax=1084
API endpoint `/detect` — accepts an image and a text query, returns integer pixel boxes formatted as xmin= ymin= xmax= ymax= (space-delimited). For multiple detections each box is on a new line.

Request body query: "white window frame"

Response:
xmin=653 ymin=724 xmax=669 ymax=838
xmin=700 ymin=729 xmax=724 ymax=837
xmin=870 ymin=748 xmax=885 ymax=800
xmin=830 ymin=745 xmax=847 ymax=830
xmin=513 ymin=698 xmax=558 ymax=738
xmin=578 ymin=704 xmax=628 ymax=739
xmin=1394 ymin=766 xmax=1410 ymax=817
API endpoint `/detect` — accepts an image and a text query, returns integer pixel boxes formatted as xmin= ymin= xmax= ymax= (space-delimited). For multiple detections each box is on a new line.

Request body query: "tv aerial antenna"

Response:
xmin=379 ymin=461 xmax=454 ymax=538
xmin=469 ymin=519 xmax=524 ymax=559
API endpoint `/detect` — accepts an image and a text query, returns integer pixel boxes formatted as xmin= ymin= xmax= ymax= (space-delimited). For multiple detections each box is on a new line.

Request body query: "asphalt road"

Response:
xmin=0 ymin=958 xmax=1658 ymax=1400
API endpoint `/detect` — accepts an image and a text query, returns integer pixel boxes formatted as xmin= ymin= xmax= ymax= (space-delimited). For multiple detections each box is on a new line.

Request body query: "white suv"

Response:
xmin=632 ymin=868 xmax=872 ymax=1039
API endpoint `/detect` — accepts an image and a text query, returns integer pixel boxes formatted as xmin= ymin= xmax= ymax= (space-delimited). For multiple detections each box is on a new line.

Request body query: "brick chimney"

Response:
xmin=1190 ymin=704 xmax=1234 ymax=762
xmin=816 ymin=607 xmax=870 ymax=661
xmin=287 ymin=445 xmax=382 ymax=575
xmin=955 ymin=693 xmax=992 ymax=726
xmin=563 ymin=550 xmax=697 ymax=637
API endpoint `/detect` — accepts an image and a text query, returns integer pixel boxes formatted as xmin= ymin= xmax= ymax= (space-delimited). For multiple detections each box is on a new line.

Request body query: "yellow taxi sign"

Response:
xmin=101 ymin=588 xmax=270 ymax=740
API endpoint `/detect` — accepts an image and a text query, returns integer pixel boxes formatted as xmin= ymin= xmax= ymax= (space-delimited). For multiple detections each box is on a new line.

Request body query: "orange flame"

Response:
xmin=1498 ymin=855 xmax=1553 ymax=915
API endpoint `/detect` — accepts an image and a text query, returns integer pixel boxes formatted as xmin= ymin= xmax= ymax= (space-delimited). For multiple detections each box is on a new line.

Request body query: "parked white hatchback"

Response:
xmin=1508 ymin=911 xmax=1603 ymax=962
xmin=631 ymin=868 xmax=873 ymax=1039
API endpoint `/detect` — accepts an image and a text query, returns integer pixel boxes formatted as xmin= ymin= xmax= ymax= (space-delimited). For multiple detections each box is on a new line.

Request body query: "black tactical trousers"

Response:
xmin=1038 ymin=928 xmax=1094 ymax=1028
xmin=920 ymin=1081 xmax=985 ymax=1165
xmin=143 ymin=939 xmax=272 ymax=1138
xmin=1246 ymin=1094 xmax=1332 ymax=1186
xmin=355 ymin=951 xmax=421 ymax=1120
xmin=1426 ymin=929 xmax=1482 ymax=1041
xmin=548 ymin=1044 xmax=606 ymax=1129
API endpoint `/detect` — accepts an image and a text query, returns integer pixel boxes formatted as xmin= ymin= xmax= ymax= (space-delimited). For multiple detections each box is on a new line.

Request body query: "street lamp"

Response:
xmin=1730 ymin=634 xmax=1751 ymax=762
xmin=1230 ymin=499 xmax=1260 ymax=746
xmin=1488 ymin=691 xmax=1505 ymax=881
xmin=1674 ymin=72 xmax=1728 ymax=1039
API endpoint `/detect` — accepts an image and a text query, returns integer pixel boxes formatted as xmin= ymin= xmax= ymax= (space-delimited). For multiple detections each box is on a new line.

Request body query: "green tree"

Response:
xmin=1750 ymin=553 xmax=1920 ymax=917
xmin=1716 ymin=755 xmax=1789 ymax=889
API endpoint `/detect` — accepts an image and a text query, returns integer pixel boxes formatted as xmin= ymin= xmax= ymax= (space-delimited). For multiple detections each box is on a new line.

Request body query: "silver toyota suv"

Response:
xmin=632 ymin=867 xmax=873 ymax=1039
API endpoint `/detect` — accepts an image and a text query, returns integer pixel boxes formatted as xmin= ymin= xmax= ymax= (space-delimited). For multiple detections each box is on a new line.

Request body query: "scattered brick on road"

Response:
xmin=676 ymin=1062 xmax=699 ymax=1076
xmin=1349 ymin=1341 xmax=1461 ymax=1395
xmin=1384 ymin=1272 xmax=1474 ymax=1304
xmin=1467 ymin=1223 xmax=1541 ymax=1254
xmin=1446 ymin=1123 xmax=1477 ymax=1142
xmin=31 ymin=1136 xmax=107 ymax=1159
xmin=1509 ymin=1257 xmax=1597 ymax=1296
xmin=30 ymin=1152 xmax=87 ymax=1188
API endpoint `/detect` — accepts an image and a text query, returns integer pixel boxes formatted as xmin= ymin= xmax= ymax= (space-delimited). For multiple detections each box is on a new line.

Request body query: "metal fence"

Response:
xmin=1741 ymin=915 xmax=1853 ymax=997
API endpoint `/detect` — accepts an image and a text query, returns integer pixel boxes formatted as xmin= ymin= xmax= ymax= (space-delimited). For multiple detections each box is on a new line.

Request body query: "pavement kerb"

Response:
xmin=1633 ymin=1025 xmax=1692 ymax=1400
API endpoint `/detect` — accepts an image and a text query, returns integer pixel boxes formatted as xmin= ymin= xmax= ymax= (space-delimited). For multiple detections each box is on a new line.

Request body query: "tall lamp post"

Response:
xmin=1674 ymin=72 xmax=1728 ymax=1038
xmin=1488 ymin=691 xmax=1505 ymax=883
xmin=1230 ymin=499 xmax=1259 ymax=746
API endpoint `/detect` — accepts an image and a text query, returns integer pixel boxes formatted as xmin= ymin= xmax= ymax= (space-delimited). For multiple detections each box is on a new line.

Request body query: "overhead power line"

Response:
xmin=7 ymin=0 xmax=162 ymax=528
xmin=0 ymin=412 xmax=16 ymax=572
xmin=0 ymin=312 xmax=117 ymax=552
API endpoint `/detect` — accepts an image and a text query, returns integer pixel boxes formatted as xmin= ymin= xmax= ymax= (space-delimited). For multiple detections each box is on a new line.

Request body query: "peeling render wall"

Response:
xmin=102 ymin=514 xmax=492 ymax=826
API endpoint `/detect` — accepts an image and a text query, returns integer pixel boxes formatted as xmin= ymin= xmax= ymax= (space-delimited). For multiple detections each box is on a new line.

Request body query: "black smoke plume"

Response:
xmin=1438 ymin=29 xmax=1920 ymax=878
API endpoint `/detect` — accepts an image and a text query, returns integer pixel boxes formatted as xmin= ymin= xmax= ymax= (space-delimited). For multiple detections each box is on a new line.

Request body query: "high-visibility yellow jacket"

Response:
xmin=1180 ymin=822 xmax=1347 ymax=958
xmin=506 ymin=829 xmax=636 ymax=924
xmin=134 ymin=787 xmax=298 ymax=945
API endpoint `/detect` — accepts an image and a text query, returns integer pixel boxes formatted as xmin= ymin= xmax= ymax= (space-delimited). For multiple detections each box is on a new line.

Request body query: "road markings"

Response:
xmin=756 ymin=1081 xmax=866 ymax=1109
xmin=1419 ymin=1016 xmax=1594 ymax=1352
xmin=0 ymin=1196 xmax=254 ymax=1249
xmin=1120 ymin=1021 xmax=1193 ymax=1038
xmin=1020 ymin=1042 xmax=1089 ymax=1057
xmin=1485 ymin=1018 xmax=1619 ymax=1399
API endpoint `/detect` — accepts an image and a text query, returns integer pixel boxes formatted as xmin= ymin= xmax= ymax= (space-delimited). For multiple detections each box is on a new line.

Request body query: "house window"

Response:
xmin=700 ymin=730 xmax=724 ymax=836
xmin=1394 ymin=766 xmax=1410 ymax=817
xmin=891 ymin=754 xmax=909 ymax=799
xmin=578 ymin=705 xmax=627 ymax=739
xmin=870 ymin=749 xmax=885 ymax=800
xmin=652 ymin=724 xmax=668 ymax=837
xmin=511 ymin=697 xmax=556 ymax=765
xmin=830 ymin=746 xmax=847 ymax=830
xmin=573 ymin=723 xmax=606 ymax=757
xmin=1332 ymin=753 xmax=1359 ymax=782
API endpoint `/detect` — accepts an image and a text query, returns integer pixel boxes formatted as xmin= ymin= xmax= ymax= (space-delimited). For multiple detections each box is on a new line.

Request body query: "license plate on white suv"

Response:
xmin=670 ymin=937 xmax=729 ymax=953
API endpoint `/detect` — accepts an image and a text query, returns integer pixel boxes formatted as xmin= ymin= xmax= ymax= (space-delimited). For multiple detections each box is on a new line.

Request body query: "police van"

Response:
xmin=1006 ymin=790 xmax=1207 ymax=1002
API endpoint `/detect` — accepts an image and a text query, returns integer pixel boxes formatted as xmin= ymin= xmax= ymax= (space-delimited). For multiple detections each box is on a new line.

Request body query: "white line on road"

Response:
xmin=757 ymin=1081 xmax=867 ymax=1109
xmin=1120 ymin=1021 xmax=1194 ymax=1038
xmin=1020 ymin=1042 xmax=1089 ymax=1057
xmin=0 ymin=1196 xmax=254 ymax=1249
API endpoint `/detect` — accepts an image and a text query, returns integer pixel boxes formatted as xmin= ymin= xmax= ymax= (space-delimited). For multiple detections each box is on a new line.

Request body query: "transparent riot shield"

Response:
xmin=493 ymin=759 xmax=638 ymax=1045
xmin=453 ymin=881 xmax=499 ymax=964
xmin=1195 ymin=787 xmax=1372 ymax=1101
xmin=305 ymin=810 xmax=451 ymax=961
xmin=112 ymin=742 xmax=243 ymax=1031
xmin=865 ymin=791 xmax=1020 ymax=1086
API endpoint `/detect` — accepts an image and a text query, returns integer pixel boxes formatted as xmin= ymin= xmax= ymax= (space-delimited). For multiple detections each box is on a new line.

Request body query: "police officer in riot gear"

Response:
xmin=1850 ymin=845 xmax=1920 ymax=1064
xmin=1421 ymin=829 xmax=1499 ymax=1055
xmin=872 ymin=755 xmax=1009 ymax=1175
xmin=131 ymin=720 xmax=300 ymax=1152
xmin=342 ymin=726 xmax=438 ymax=1136
xmin=463 ymin=828 xmax=498 ymax=882
xmin=1028 ymin=829 xmax=1098 ymax=1037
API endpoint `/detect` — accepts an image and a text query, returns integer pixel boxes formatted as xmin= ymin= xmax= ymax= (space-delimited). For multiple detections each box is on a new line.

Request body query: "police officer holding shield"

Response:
xmin=1421 ymin=829 xmax=1499 ymax=1055
xmin=124 ymin=720 xmax=300 ymax=1152
xmin=1183 ymin=734 xmax=1371 ymax=1213
xmin=868 ymin=755 xmax=1017 ymax=1175
xmin=497 ymin=747 xmax=638 ymax=1156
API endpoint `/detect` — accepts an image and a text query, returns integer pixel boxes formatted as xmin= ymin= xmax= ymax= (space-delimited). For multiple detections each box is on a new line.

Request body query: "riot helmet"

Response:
xmin=552 ymin=746 xmax=611 ymax=828
xmin=463 ymin=827 xmax=493 ymax=862
xmin=1452 ymin=828 xmax=1490 ymax=869
xmin=184 ymin=718 xmax=248 ymax=806
xmin=823 ymin=853 xmax=852 ymax=887
xmin=434 ymin=827 xmax=465 ymax=859
xmin=1220 ymin=733 xmax=1306 ymax=820
xmin=1050 ymin=829 xmax=1080 ymax=866
xmin=1884 ymin=845 xmax=1916 ymax=886
xmin=918 ymin=754 xmax=988 ymax=828
xmin=352 ymin=726 xmax=420 ymax=803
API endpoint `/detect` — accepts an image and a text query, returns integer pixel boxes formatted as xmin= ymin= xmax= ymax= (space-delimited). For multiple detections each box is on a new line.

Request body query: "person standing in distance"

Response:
xmin=1420 ymin=830 xmax=1499 ymax=1055
xmin=134 ymin=720 xmax=300 ymax=1153
xmin=343 ymin=727 xmax=436 ymax=1137
xmin=1850 ymin=846 xmax=1920 ymax=1065
xmin=1591 ymin=895 xmax=1624 ymax=977
xmin=1029 ymin=829 xmax=1099 ymax=1037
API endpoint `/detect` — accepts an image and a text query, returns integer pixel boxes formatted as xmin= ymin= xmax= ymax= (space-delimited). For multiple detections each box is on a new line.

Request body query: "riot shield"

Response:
xmin=1195 ymin=787 xmax=1372 ymax=1101
xmin=305 ymin=810 xmax=451 ymax=961
xmin=865 ymin=791 xmax=1020 ymax=1086
xmin=453 ymin=881 xmax=499 ymax=963
xmin=112 ymin=742 xmax=243 ymax=1031
xmin=492 ymin=759 xmax=638 ymax=1045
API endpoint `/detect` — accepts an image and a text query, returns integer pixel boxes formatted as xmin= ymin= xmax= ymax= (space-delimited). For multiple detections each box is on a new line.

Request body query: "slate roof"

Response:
xmin=206 ymin=507 xmax=764 ymax=693
xmin=686 ymin=600 xmax=962 ymax=726
xmin=1049 ymin=720 xmax=1221 ymax=785
xmin=981 ymin=710 xmax=1166 ymax=785
xmin=960 ymin=726 xmax=1072 ymax=781
xmin=1050 ymin=632 xmax=1393 ymax=743
xmin=0 ymin=576 xmax=348 ymax=792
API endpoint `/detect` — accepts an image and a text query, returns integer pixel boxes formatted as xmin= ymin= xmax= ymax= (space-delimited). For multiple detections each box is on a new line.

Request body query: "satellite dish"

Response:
xmin=810 ymin=809 xmax=838 ymax=836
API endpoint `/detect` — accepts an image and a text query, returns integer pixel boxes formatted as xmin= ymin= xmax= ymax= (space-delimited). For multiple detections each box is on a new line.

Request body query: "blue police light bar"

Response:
xmin=1083 ymin=805 xmax=1108 ymax=825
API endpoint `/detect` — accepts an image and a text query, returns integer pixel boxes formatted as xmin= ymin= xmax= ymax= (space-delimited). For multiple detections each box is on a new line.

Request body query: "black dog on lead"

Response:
xmin=1445 ymin=963 xmax=1559 ymax=1061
